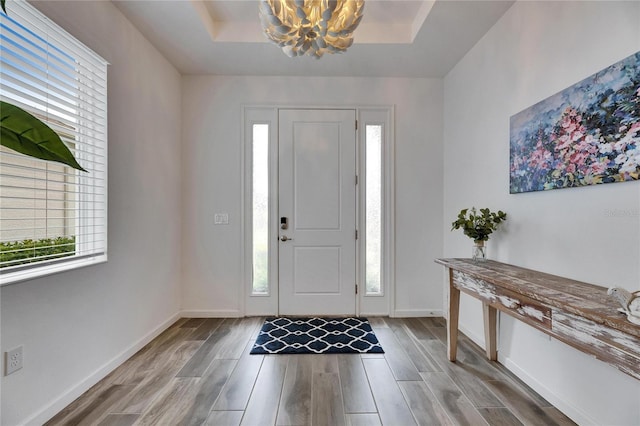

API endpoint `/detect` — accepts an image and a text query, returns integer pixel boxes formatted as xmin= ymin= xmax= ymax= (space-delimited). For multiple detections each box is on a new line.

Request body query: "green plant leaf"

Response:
xmin=451 ymin=206 xmax=507 ymax=242
xmin=0 ymin=101 xmax=86 ymax=171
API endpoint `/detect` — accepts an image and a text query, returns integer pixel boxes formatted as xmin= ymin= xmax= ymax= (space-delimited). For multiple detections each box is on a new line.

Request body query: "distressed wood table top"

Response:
xmin=435 ymin=258 xmax=640 ymax=339
xmin=437 ymin=258 xmax=640 ymax=381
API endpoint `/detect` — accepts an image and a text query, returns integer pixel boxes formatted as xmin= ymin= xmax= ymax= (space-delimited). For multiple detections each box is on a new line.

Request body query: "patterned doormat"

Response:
xmin=250 ymin=317 xmax=384 ymax=354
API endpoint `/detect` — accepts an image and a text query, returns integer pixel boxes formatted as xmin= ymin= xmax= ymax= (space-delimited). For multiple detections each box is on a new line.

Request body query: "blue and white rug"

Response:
xmin=250 ymin=317 xmax=384 ymax=354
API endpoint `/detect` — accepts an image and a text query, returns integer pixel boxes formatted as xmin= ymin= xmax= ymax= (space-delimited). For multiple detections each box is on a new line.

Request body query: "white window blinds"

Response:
xmin=0 ymin=0 xmax=108 ymax=284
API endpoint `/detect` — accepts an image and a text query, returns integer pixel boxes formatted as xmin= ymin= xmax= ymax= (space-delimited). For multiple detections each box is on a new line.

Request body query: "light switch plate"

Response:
xmin=214 ymin=213 xmax=229 ymax=225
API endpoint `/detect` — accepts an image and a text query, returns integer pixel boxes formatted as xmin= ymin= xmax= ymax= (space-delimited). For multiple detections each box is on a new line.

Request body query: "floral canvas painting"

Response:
xmin=510 ymin=51 xmax=640 ymax=193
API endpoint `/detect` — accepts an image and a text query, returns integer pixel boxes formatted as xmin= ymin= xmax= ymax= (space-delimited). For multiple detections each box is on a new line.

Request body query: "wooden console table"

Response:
xmin=435 ymin=258 xmax=640 ymax=381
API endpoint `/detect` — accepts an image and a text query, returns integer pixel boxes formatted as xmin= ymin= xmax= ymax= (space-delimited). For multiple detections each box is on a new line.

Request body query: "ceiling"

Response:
xmin=112 ymin=0 xmax=514 ymax=78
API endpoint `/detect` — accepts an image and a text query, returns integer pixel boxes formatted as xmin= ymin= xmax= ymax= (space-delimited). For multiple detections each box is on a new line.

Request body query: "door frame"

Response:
xmin=241 ymin=105 xmax=395 ymax=317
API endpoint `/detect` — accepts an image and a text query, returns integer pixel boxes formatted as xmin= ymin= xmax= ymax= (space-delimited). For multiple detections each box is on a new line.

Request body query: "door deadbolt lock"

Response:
xmin=280 ymin=217 xmax=288 ymax=230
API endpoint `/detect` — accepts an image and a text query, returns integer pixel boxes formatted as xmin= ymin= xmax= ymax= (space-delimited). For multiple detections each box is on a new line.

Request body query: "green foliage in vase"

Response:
xmin=451 ymin=207 xmax=507 ymax=243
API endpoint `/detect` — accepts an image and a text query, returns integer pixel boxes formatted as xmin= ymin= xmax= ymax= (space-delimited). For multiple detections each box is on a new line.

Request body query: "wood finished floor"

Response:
xmin=46 ymin=317 xmax=576 ymax=426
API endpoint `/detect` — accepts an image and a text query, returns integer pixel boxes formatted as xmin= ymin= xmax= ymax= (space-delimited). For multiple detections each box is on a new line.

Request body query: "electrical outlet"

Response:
xmin=5 ymin=346 xmax=23 ymax=376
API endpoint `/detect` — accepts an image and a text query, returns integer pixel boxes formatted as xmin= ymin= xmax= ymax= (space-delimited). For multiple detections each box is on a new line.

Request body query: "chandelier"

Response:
xmin=259 ymin=0 xmax=365 ymax=58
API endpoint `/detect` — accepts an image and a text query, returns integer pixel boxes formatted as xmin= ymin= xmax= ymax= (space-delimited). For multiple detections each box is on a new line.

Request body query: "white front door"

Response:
xmin=278 ymin=109 xmax=357 ymax=316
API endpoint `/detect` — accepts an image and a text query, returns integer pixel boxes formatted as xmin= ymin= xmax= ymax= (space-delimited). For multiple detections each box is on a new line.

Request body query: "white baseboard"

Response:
xmin=500 ymin=355 xmax=596 ymax=425
xmin=392 ymin=309 xmax=443 ymax=318
xmin=181 ymin=309 xmax=243 ymax=318
xmin=458 ymin=323 xmax=485 ymax=348
xmin=244 ymin=311 xmax=275 ymax=317
xmin=457 ymin=322 xmax=595 ymax=425
xmin=25 ymin=312 xmax=181 ymax=426
xmin=360 ymin=311 xmax=390 ymax=317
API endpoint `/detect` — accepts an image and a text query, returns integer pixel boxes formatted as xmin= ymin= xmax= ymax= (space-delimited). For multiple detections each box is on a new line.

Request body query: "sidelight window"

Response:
xmin=251 ymin=124 xmax=269 ymax=295
xmin=365 ymin=125 xmax=382 ymax=295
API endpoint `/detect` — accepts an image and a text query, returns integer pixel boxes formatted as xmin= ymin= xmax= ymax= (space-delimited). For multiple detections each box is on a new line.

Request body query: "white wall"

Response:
xmin=0 ymin=1 xmax=183 ymax=425
xmin=443 ymin=1 xmax=640 ymax=424
xmin=181 ymin=76 xmax=443 ymax=317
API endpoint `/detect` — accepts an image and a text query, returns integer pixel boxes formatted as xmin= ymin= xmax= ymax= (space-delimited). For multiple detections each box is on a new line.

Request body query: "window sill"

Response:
xmin=0 ymin=254 xmax=108 ymax=286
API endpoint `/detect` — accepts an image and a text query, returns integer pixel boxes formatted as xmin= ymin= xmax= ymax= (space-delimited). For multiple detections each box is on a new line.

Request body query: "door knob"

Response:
xmin=280 ymin=236 xmax=293 ymax=242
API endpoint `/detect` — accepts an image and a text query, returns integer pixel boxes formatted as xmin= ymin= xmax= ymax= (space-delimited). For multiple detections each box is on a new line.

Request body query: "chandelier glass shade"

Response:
xmin=259 ymin=0 xmax=365 ymax=58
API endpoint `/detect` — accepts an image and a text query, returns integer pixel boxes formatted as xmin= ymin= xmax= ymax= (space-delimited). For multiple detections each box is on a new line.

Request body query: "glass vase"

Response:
xmin=472 ymin=241 xmax=486 ymax=261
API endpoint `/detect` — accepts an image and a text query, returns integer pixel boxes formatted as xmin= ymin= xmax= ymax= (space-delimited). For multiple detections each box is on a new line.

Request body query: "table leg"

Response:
xmin=483 ymin=303 xmax=497 ymax=361
xmin=447 ymin=270 xmax=460 ymax=362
